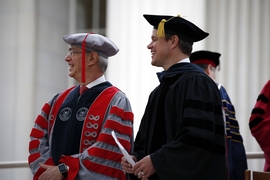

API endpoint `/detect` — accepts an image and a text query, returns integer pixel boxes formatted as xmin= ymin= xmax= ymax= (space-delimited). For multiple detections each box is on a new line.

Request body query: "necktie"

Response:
xmin=80 ymin=85 xmax=88 ymax=95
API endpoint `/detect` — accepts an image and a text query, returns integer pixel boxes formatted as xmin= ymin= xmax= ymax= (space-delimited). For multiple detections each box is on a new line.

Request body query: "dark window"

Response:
xmin=76 ymin=0 xmax=107 ymax=35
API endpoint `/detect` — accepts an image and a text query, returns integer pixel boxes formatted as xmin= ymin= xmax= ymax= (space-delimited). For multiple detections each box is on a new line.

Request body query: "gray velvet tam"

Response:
xmin=63 ymin=33 xmax=119 ymax=58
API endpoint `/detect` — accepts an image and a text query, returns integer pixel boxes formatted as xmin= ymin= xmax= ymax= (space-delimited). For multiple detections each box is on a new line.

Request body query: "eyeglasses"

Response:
xmin=67 ymin=51 xmax=82 ymax=57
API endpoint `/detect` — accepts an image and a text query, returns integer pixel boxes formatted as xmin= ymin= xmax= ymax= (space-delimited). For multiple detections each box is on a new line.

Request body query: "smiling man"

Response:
xmin=121 ymin=14 xmax=228 ymax=180
xmin=28 ymin=33 xmax=134 ymax=180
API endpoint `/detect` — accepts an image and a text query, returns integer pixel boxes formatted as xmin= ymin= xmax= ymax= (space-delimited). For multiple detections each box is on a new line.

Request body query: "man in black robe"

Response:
xmin=121 ymin=14 xmax=228 ymax=180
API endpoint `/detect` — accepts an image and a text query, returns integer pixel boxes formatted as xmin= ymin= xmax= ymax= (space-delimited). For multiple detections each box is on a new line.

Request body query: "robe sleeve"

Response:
xmin=59 ymin=91 xmax=134 ymax=180
xmin=28 ymin=94 xmax=59 ymax=180
xmin=132 ymin=90 xmax=157 ymax=161
xmin=219 ymin=85 xmax=247 ymax=179
xmin=249 ymin=80 xmax=270 ymax=171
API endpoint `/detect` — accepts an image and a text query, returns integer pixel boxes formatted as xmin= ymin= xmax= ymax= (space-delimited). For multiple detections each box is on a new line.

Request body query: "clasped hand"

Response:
xmin=121 ymin=155 xmax=156 ymax=180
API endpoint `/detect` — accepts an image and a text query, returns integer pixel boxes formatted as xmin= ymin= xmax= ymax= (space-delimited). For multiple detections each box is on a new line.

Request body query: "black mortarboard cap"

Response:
xmin=190 ymin=50 xmax=221 ymax=68
xmin=143 ymin=14 xmax=209 ymax=44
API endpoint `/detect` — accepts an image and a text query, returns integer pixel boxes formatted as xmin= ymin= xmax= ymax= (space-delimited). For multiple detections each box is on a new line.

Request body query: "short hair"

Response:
xmin=165 ymin=33 xmax=193 ymax=55
xmin=196 ymin=64 xmax=216 ymax=72
xmin=98 ymin=55 xmax=108 ymax=73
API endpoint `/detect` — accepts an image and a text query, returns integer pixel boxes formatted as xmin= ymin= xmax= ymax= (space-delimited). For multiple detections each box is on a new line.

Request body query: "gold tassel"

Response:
xmin=157 ymin=19 xmax=166 ymax=38
xmin=157 ymin=14 xmax=181 ymax=38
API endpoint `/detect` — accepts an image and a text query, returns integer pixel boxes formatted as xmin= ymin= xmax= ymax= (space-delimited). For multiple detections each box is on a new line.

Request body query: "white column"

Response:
xmin=0 ymin=0 xmax=36 ymax=179
xmin=0 ymin=0 xmax=70 ymax=179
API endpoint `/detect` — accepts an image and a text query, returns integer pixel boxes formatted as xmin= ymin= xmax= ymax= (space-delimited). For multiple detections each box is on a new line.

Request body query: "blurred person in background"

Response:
xmin=249 ymin=80 xmax=270 ymax=172
xmin=190 ymin=50 xmax=248 ymax=180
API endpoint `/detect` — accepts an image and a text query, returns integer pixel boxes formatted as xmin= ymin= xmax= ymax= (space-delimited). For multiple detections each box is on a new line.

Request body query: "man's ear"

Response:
xmin=170 ymin=35 xmax=179 ymax=49
xmin=205 ymin=64 xmax=212 ymax=75
xmin=88 ymin=52 xmax=99 ymax=65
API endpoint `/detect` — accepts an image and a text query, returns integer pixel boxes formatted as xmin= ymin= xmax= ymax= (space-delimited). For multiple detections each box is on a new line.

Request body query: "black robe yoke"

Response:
xmin=132 ymin=63 xmax=227 ymax=180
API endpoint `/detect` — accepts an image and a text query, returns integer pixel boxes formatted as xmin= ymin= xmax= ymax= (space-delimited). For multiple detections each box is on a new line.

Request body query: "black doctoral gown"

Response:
xmin=131 ymin=63 xmax=228 ymax=180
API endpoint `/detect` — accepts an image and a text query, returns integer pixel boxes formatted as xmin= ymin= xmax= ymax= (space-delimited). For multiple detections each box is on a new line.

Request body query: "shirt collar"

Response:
xmin=177 ymin=58 xmax=190 ymax=63
xmin=84 ymin=75 xmax=106 ymax=89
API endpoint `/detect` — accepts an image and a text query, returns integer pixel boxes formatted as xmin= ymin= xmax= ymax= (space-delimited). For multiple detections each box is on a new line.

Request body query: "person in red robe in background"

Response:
xmin=249 ymin=80 xmax=270 ymax=171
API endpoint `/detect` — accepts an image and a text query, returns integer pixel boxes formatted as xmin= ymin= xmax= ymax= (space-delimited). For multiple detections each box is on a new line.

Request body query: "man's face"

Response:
xmin=147 ymin=29 xmax=170 ymax=68
xmin=65 ymin=46 xmax=83 ymax=82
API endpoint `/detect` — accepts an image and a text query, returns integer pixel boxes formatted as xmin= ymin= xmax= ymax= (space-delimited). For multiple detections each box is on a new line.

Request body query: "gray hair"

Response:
xmin=98 ymin=55 xmax=108 ymax=73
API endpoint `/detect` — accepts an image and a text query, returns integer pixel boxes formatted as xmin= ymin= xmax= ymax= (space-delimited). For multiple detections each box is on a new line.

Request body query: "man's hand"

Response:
xmin=121 ymin=156 xmax=137 ymax=174
xmin=133 ymin=155 xmax=155 ymax=180
xmin=38 ymin=163 xmax=64 ymax=180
